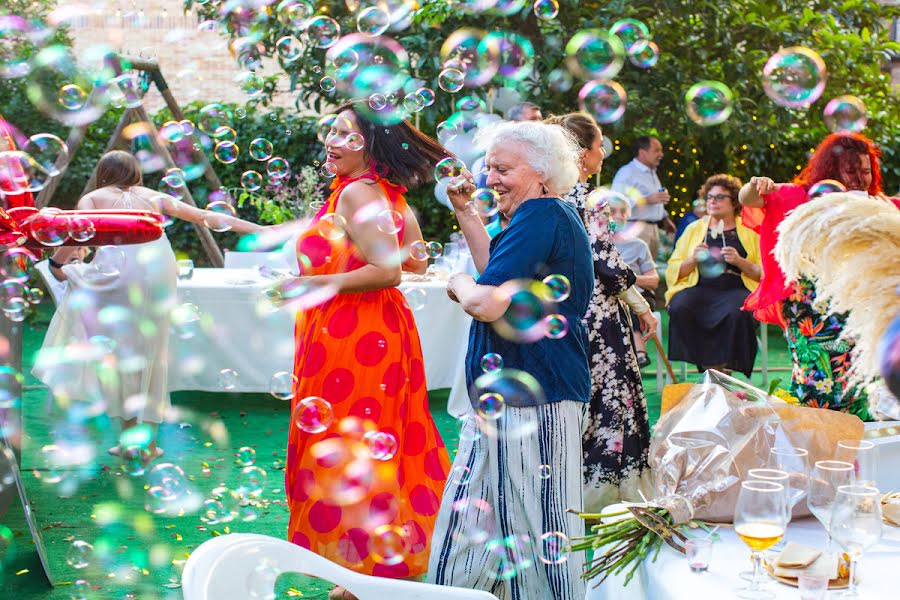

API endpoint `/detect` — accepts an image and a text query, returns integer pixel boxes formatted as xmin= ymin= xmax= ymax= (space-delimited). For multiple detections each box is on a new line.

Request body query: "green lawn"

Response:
xmin=0 ymin=306 xmax=793 ymax=598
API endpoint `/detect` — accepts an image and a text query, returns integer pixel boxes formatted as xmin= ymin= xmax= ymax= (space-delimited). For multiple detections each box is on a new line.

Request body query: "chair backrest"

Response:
xmin=182 ymin=533 xmax=499 ymax=600
xmin=33 ymin=260 xmax=67 ymax=306
xmin=223 ymin=251 xmax=289 ymax=270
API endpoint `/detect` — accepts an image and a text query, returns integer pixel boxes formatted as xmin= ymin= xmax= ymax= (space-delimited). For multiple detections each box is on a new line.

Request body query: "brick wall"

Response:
xmin=66 ymin=0 xmax=297 ymax=113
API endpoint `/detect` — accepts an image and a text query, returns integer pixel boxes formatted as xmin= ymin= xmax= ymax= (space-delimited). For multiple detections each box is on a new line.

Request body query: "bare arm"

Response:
xmin=447 ymin=273 xmax=510 ymax=322
xmin=635 ymin=269 xmax=659 ymax=290
xmin=400 ymin=205 xmax=428 ymax=275
xmin=739 ymin=176 xmax=776 ymax=208
xmin=445 ymin=171 xmax=491 ymax=273
xmin=152 ymin=194 xmax=263 ymax=234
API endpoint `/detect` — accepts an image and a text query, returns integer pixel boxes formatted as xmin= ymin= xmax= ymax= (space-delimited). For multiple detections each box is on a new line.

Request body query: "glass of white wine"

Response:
xmin=734 ymin=480 xmax=789 ymax=599
xmin=830 ymin=485 xmax=883 ymax=598
xmin=808 ymin=460 xmax=855 ymax=551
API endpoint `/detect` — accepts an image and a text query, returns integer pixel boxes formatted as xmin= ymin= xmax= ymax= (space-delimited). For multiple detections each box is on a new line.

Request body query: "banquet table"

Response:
xmin=167 ymin=268 xmax=472 ymax=401
xmin=585 ymin=514 xmax=900 ymax=600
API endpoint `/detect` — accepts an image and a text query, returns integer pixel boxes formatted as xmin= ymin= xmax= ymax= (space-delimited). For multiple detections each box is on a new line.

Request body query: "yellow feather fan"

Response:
xmin=774 ymin=192 xmax=900 ymax=390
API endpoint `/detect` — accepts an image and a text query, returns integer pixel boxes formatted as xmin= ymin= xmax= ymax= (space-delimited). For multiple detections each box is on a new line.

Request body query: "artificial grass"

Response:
xmin=1 ymin=308 xmax=792 ymax=598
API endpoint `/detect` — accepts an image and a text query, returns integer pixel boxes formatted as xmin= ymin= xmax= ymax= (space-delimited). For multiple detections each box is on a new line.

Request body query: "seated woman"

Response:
xmin=665 ymin=174 xmax=761 ymax=377
xmin=428 ymin=121 xmax=593 ymax=599
xmin=608 ymin=194 xmax=659 ymax=367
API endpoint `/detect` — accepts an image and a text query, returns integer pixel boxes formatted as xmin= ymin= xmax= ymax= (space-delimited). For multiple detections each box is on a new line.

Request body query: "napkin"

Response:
xmin=773 ymin=544 xmax=839 ymax=580
xmin=884 ymin=500 xmax=900 ymax=526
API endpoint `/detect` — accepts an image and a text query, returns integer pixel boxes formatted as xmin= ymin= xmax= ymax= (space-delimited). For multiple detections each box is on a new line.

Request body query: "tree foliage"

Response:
xmin=188 ymin=0 xmax=900 ymax=220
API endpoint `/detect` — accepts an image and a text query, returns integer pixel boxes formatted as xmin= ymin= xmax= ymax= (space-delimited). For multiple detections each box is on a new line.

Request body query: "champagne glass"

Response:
xmin=808 ymin=460 xmax=855 ymax=551
xmin=768 ymin=446 xmax=809 ymax=510
xmin=830 ymin=485 xmax=883 ymax=598
xmin=739 ymin=469 xmax=790 ymax=583
xmin=734 ymin=480 xmax=789 ymax=599
xmin=835 ymin=440 xmax=878 ymax=487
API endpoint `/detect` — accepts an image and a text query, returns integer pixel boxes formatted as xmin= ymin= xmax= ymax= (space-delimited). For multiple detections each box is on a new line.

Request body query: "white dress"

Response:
xmin=33 ymin=189 xmax=177 ymax=423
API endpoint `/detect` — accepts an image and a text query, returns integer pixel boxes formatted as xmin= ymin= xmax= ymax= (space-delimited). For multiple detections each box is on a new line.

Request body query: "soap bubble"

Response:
xmin=685 ymin=80 xmax=734 ymax=126
xmin=762 ymin=46 xmax=827 ymax=109
xmin=628 ymin=41 xmax=659 ymax=69
xmin=319 ymin=75 xmax=336 ymax=92
xmin=249 ymin=138 xmax=274 ymax=161
xmin=543 ymin=314 xmax=569 ymax=339
xmin=565 ymin=29 xmax=625 ymax=80
xmin=241 ymin=170 xmax=263 ymax=191
xmin=357 ymin=6 xmax=390 ymax=36
xmin=266 ymin=156 xmax=290 ymax=179
xmin=304 ymin=16 xmax=341 ymax=49
xmin=276 ymin=35 xmax=303 ymax=62
xmin=269 ymin=371 xmax=297 ymax=400
xmin=213 ymin=141 xmax=239 ymax=164
xmin=237 ymin=466 xmax=267 ymax=498
xmin=533 ymin=0 xmax=559 ymax=20
xmin=425 ymin=241 xmax=443 ymax=258
xmin=478 ymin=32 xmax=534 ymax=83
xmin=409 ymin=240 xmax=429 ymax=261
xmin=823 ymin=95 xmax=867 ymax=133
xmin=376 ymin=210 xmax=403 ymax=234
xmin=541 ymin=275 xmax=571 ymax=302
xmin=480 ymin=353 xmax=504 ymax=373
xmin=477 ymin=392 xmax=505 ymax=420
xmin=405 ymin=287 xmax=427 ymax=311
xmin=293 ymin=396 xmax=334 ymax=433
xmin=492 ymin=280 xmax=552 ymax=343
xmin=65 ymin=540 xmax=94 ymax=569
xmin=23 ymin=133 xmax=69 ymax=176
xmin=578 ymin=79 xmax=627 ymax=124
xmin=808 ymin=179 xmax=847 ymax=199
xmin=364 ymin=431 xmax=398 ymax=460
xmin=539 ymin=531 xmax=570 ymax=565
xmin=218 ymin=368 xmax=239 ymax=390
xmin=197 ymin=103 xmax=233 ymax=135
xmin=438 ymin=68 xmax=465 ymax=93
xmin=204 ymin=201 xmax=236 ymax=232
xmin=471 ymin=188 xmax=499 ymax=217
xmin=435 ymin=157 xmax=466 ymax=184
xmin=609 ymin=18 xmax=650 ymax=54
xmin=369 ymin=524 xmax=410 ymax=566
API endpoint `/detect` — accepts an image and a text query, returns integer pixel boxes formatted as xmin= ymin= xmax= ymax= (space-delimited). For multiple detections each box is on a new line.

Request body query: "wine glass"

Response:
xmin=830 ymin=485 xmax=883 ymax=598
xmin=734 ymin=480 xmax=789 ymax=599
xmin=768 ymin=446 xmax=809 ymax=510
xmin=808 ymin=460 xmax=855 ymax=551
xmin=835 ymin=440 xmax=878 ymax=487
xmin=739 ymin=469 xmax=790 ymax=583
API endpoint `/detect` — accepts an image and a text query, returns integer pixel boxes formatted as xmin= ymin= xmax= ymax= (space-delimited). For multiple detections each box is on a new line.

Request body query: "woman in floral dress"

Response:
xmin=551 ymin=113 xmax=655 ymax=510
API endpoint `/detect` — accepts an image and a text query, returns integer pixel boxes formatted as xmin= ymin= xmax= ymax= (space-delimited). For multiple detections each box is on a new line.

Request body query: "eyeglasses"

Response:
xmin=706 ymin=194 xmax=732 ymax=202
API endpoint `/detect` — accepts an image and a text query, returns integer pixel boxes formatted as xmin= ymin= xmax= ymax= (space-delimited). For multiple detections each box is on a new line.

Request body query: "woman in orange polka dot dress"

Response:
xmin=285 ymin=102 xmax=451 ymax=588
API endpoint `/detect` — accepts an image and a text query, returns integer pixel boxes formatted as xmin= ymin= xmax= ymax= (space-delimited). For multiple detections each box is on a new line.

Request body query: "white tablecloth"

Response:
xmin=586 ymin=515 xmax=900 ymax=600
xmin=167 ymin=269 xmax=471 ymax=397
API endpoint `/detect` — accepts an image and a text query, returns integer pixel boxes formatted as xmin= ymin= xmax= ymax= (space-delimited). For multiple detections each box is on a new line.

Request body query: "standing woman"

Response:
xmin=284 ymin=102 xmax=450 ymax=594
xmin=740 ymin=133 xmax=900 ymax=419
xmin=548 ymin=112 xmax=655 ymax=511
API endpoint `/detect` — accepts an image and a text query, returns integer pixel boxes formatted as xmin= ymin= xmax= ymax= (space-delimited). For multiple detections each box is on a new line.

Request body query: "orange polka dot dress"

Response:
xmin=286 ymin=172 xmax=450 ymax=578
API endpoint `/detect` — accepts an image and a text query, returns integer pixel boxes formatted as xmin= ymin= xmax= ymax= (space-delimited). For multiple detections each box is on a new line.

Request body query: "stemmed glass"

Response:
xmin=734 ymin=480 xmax=789 ymax=599
xmin=768 ymin=446 xmax=810 ymax=510
xmin=830 ymin=485 xmax=883 ymax=598
xmin=835 ymin=440 xmax=878 ymax=487
xmin=739 ymin=469 xmax=790 ymax=583
xmin=808 ymin=460 xmax=855 ymax=551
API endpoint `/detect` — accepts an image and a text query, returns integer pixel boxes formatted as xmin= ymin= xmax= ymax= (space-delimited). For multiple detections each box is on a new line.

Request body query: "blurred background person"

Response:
xmin=505 ymin=101 xmax=543 ymax=122
xmin=675 ymin=196 xmax=707 ymax=242
xmin=666 ymin=174 xmax=761 ymax=377
xmin=611 ymin=135 xmax=670 ymax=261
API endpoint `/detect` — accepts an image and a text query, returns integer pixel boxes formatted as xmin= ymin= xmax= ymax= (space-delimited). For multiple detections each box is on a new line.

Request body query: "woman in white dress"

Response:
xmin=33 ymin=150 xmax=263 ymax=459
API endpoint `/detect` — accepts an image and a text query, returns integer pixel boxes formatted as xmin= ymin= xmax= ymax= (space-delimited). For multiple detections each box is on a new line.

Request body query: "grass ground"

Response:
xmin=0 ymin=305 xmax=792 ymax=598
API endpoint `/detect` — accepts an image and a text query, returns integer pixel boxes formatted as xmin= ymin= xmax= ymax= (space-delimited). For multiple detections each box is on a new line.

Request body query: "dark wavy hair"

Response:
xmin=700 ymin=173 xmax=743 ymax=216
xmin=334 ymin=101 xmax=450 ymax=189
xmin=795 ymin=132 xmax=883 ymax=194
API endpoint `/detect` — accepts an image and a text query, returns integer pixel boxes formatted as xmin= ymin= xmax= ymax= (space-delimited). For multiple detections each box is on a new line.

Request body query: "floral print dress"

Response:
xmin=783 ymin=277 xmax=872 ymax=421
xmin=563 ymin=182 xmax=652 ymax=511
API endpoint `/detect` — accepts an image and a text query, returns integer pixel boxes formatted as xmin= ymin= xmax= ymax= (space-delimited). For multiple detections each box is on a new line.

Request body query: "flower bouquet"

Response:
xmin=574 ymin=370 xmax=864 ymax=586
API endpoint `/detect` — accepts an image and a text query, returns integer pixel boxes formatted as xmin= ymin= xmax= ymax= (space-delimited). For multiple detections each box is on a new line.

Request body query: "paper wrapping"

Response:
xmin=650 ymin=370 xmax=864 ymax=523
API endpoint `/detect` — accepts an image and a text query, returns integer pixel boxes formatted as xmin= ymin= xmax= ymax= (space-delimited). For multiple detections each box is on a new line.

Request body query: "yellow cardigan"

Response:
xmin=665 ymin=216 xmax=761 ymax=305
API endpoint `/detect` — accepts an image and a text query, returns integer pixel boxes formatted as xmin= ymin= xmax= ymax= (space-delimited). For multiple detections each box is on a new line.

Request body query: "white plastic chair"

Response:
xmin=181 ymin=533 xmax=499 ymax=600
xmin=33 ymin=260 xmax=67 ymax=306
xmin=223 ymin=251 xmax=290 ymax=270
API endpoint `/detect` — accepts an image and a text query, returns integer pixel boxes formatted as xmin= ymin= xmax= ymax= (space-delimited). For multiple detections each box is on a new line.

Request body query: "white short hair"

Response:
xmin=474 ymin=121 xmax=581 ymax=196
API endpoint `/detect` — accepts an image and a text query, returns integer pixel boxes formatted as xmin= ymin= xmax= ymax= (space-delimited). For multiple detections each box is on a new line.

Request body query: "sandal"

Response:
xmin=636 ymin=351 xmax=651 ymax=369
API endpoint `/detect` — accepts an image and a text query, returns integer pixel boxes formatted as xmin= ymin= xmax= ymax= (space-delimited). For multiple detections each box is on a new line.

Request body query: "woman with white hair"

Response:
xmin=427 ymin=121 xmax=593 ymax=599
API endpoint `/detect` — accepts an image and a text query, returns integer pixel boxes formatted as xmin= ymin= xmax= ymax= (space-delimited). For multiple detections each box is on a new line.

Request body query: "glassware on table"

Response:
xmin=798 ymin=573 xmax=829 ymax=600
xmin=830 ymin=484 xmax=883 ymax=598
xmin=739 ymin=469 xmax=791 ymax=582
xmin=768 ymin=446 xmax=810 ymax=509
xmin=808 ymin=460 xmax=855 ymax=551
xmin=733 ymin=480 xmax=789 ymax=600
xmin=685 ymin=538 xmax=713 ymax=573
xmin=177 ymin=259 xmax=194 ymax=280
xmin=835 ymin=439 xmax=878 ymax=487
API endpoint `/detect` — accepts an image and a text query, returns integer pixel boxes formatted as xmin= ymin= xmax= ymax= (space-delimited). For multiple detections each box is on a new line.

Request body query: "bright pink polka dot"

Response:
xmin=369 ymin=492 xmax=399 ymax=525
xmin=291 ymin=531 xmax=311 ymax=549
xmin=423 ymin=448 xmax=447 ymax=481
xmin=409 ymin=485 xmax=440 ymax=516
xmin=373 ymin=562 xmax=410 ymax=579
xmin=381 ymin=362 xmax=405 ymax=397
xmin=327 ymin=305 xmax=358 ymax=339
xmin=401 ymin=332 xmax=411 ymax=357
xmin=348 ymin=397 xmax=381 ymax=423
xmin=397 ymin=463 xmax=405 ymax=488
xmin=403 ymin=519 xmax=428 ymax=554
xmin=382 ymin=302 xmax=400 ymax=333
xmin=337 ymin=528 xmax=370 ymax=563
xmin=409 ymin=358 xmax=425 ymax=393
xmin=400 ymin=304 xmax=415 ymax=330
xmin=309 ymin=500 xmax=342 ymax=533
xmin=299 ymin=235 xmax=332 ymax=268
xmin=403 ymin=421 xmax=426 ymax=456
xmin=323 ymin=368 xmax=355 ymax=404
xmin=292 ymin=468 xmax=316 ymax=502
xmin=302 ymin=342 xmax=326 ymax=377
xmin=432 ymin=422 xmax=446 ymax=449
xmin=398 ymin=401 xmax=408 ymax=422
xmin=355 ymin=332 xmax=388 ymax=366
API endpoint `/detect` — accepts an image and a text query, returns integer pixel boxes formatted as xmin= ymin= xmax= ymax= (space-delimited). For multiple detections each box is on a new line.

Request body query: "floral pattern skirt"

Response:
xmin=782 ymin=278 xmax=872 ymax=421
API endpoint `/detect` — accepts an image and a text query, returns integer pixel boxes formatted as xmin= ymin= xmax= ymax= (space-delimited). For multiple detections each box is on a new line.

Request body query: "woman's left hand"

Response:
xmin=721 ymin=246 xmax=742 ymax=265
xmin=638 ymin=311 xmax=658 ymax=341
xmin=447 ymin=272 xmax=473 ymax=303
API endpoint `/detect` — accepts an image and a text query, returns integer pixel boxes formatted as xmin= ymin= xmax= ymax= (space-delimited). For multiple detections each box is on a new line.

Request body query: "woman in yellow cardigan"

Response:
xmin=666 ymin=174 xmax=762 ymax=376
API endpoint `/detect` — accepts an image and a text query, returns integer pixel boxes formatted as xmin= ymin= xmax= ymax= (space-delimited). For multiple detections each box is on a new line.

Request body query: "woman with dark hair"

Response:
xmin=283 ymin=102 xmax=449 ymax=597
xmin=547 ymin=111 xmax=654 ymax=510
xmin=740 ymin=133 xmax=900 ymax=418
xmin=34 ymin=150 xmax=262 ymax=459
xmin=667 ymin=174 xmax=761 ymax=376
